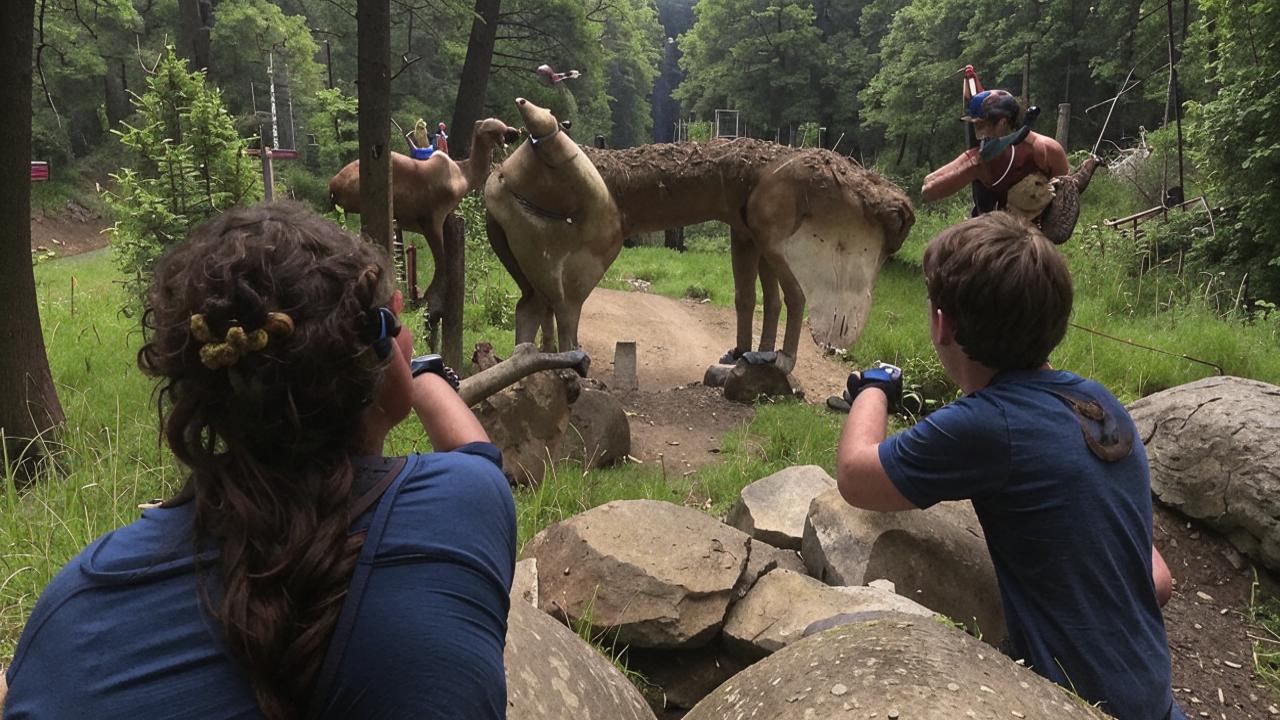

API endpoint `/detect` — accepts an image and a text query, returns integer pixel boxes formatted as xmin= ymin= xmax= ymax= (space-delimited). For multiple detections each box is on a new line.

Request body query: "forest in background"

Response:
xmin=21 ymin=0 xmax=1280 ymax=298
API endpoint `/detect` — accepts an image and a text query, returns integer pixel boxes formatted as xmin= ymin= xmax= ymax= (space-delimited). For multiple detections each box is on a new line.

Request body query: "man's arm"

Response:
xmin=836 ymin=389 xmax=919 ymax=512
xmin=922 ymin=149 xmax=982 ymax=202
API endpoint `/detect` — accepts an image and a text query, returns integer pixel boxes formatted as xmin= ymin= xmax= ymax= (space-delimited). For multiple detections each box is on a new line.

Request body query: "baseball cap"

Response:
xmin=962 ymin=90 xmax=1022 ymax=123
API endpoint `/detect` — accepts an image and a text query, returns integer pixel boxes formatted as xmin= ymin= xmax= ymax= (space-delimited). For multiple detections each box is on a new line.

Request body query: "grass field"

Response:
xmin=6 ymin=172 xmax=1280 ymax=666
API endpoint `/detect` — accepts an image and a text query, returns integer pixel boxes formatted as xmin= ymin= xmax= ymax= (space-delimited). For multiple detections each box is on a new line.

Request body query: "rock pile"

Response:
xmin=513 ymin=468 xmax=1078 ymax=716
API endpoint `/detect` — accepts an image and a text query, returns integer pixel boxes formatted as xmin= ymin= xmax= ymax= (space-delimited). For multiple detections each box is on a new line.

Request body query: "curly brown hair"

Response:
xmin=923 ymin=211 xmax=1073 ymax=371
xmin=137 ymin=202 xmax=394 ymax=719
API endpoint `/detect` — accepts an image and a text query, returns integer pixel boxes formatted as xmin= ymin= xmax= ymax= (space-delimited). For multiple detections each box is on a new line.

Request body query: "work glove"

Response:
xmin=844 ymin=362 xmax=903 ymax=409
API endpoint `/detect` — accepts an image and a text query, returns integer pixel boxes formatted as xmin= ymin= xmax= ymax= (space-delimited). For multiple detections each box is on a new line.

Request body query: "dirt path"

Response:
xmin=573 ymin=287 xmax=850 ymax=472
xmin=30 ymin=210 xmax=109 ymax=257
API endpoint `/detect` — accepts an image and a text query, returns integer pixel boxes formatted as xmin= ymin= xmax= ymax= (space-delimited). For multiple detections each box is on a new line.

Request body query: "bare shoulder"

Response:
xmin=1030 ymin=132 xmax=1070 ymax=175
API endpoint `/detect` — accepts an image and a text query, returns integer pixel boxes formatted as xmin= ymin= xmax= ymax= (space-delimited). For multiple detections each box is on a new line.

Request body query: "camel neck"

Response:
xmin=459 ymin=139 xmax=495 ymax=191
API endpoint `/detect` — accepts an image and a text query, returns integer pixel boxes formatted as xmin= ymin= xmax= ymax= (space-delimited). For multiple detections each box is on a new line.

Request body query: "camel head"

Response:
xmin=514 ymin=98 xmax=560 ymax=141
xmin=474 ymin=117 xmax=521 ymax=148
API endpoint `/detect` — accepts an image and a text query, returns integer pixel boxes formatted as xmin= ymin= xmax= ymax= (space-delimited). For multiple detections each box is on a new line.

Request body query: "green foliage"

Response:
xmin=103 ymin=47 xmax=262 ymax=298
xmin=208 ymin=0 xmax=324 ymax=130
xmin=602 ymin=0 xmax=665 ymax=147
xmin=1182 ymin=0 xmax=1280 ymax=301
xmin=677 ymin=0 xmax=821 ymax=130
xmin=307 ymin=86 xmax=359 ymax=170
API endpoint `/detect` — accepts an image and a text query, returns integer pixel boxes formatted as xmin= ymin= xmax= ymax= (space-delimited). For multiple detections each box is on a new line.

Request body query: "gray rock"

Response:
xmin=802 ymin=489 xmax=1006 ymax=645
xmin=732 ymin=539 xmax=808 ymax=601
xmin=512 ymin=558 xmax=539 ymax=607
xmin=722 ymin=569 xmax=935 ymax=660
xmin=626 ymin=641 xmax=748 ymax=710
xmin=727 ymin=465 xmax=838 ymax=550
xmin=522 ymin=499 xmax=751 ymax=649
xmin=564 ymin=388 xmax=631 ymax=468
xmin=505 ymin=597 xmax=656 ymax=720
xmin=473 ymin=370 xmax=574 ymax=486
xmin=684 ymin=612 xmax=1108 ymax=720
xmin=723 ymin=361 xmax=804 ymax=402
xmin=1128 ymin=376 xmax=1280 ymax=571
xmin=702 ymin=364 xmax=731 ymax=388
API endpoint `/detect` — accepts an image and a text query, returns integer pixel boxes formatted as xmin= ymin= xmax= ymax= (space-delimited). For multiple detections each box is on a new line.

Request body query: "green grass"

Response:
xmin=7 ymin=171 xmax=1280 ymax=669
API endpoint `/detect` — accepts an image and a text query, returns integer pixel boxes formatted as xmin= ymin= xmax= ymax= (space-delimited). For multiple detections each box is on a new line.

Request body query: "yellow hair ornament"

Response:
xmin=192 ymin=311 xmax=294 ymax=370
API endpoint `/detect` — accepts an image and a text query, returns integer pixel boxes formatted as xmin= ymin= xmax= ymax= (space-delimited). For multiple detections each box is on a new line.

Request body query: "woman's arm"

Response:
xmin=411 ymin=373 xmax=490 ymax=451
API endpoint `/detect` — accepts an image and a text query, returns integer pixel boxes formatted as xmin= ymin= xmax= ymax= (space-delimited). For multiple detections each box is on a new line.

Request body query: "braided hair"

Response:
xmin=137 ymin=202 xmax=394 ymax=719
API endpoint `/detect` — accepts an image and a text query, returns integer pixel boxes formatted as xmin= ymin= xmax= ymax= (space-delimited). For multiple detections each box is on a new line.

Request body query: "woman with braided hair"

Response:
xmin=3 ymin=203 xmax=514 ymax=719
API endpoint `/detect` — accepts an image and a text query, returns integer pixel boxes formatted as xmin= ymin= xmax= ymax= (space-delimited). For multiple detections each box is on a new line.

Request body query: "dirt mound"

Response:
xmin=30 ymin=206 xmax=110 ymax=258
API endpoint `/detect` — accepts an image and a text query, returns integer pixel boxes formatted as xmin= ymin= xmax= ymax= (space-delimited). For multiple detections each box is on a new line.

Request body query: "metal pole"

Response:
xmin=1165 ymin=0 xmax=1186 ymax=203
xmin=268 ymin=49 xmax=280 ymax=150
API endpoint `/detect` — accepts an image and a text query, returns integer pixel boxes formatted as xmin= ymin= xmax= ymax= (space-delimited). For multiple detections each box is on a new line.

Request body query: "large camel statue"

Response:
xmin=486 ymin=99 xmax=914 ymax=372
xmin=484 ymin=98 xmax=623 ymax=355
xmin=328 ymin=117 xmax=520 ymax=319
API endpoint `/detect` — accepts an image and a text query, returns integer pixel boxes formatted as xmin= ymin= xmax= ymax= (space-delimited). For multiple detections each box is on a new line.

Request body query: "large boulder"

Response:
xmin=564 ymin=387 xmax=631 ymax=468
xmin=802 ymin=489 xmax=1006 ymax=644
xmin=522 ymin=499 xmax=751 ymax=648
xmin=1128 ymin=376 xmax=1280 ymax=570
xmin=683 ymin=613 xmax=1108 ymax=720
xmin=505 ymin=597 xmax=656 ymax=720
xmin=473 ymin=370 xmax=575 ymax=486
xmin=722 ymin=569 xmax=936 ymax=660
xmin=727 ymin=465 xmax=837 ymax=550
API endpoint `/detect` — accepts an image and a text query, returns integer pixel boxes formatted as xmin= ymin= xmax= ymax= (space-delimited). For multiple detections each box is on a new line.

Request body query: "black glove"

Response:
xmin=844 ymin=362 xmax=903 ymax=409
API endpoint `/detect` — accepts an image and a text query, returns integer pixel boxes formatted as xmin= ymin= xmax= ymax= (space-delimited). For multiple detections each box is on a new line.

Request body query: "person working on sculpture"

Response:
xmin=833 ymin=212 xmax=1181 ymax=720
xmin=3 ymin=202 xmax=515 ymax=719
xmin=922 ymin=90 xmax=1069 ymax=219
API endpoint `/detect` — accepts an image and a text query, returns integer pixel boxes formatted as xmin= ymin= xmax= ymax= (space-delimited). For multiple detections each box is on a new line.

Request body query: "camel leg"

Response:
xmin=727 ymin=228 xmax=760 ymax=362
xmin=486 ymin=212 xmax=546 ymax=346
xmin=761 ymin=247 xmax=805 ymax=373
xmin=421 ymin=217 xmax=448 ymax=323
xmin=757 ymin=257 xmax=782 ymax=353
xmin=553 ymin=301 xmax=581 ymax=354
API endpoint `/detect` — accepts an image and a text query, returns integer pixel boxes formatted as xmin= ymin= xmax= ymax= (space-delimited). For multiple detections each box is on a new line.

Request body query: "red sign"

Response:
xmin=244 ymin=148 xmax=299 ymax=160
xmin=30 ymin=161 xmax=49 ymax=182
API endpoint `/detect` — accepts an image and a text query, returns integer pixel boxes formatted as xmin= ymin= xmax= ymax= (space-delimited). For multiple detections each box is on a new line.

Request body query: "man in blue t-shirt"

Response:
xmin=835 ymin=211 xmax=1181 ymax=720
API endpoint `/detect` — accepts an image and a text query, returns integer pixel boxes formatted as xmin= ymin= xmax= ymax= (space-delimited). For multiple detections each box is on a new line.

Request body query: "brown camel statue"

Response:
xmin=484 ymin=98 xmax=622 ymax=355
xmin=327 ymin=117 xmax=520 ymax=321
xmin=486 ymin=99 xmax=914 ymax=372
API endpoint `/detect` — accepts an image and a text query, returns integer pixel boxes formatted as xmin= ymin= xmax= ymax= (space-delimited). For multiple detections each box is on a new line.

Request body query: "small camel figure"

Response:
xmin=484 ymin=98 xmax=622 ymax=354
xmin=486 ymin=99 xmax=914 ymax=372
xmin=328 ymin=117 xmax=520 ymax=321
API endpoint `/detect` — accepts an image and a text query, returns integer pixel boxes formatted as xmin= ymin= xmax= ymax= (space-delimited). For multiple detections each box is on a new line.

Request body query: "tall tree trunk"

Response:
xmin=177 ymin=0 xmax=211 ymax=72
xmin=1 ymin=0 xmax=65 ymax=484
xmin=357 ymin=0 xmax=392 ymax=253
xmin=449 ymin=0 xmax=501 ymax=160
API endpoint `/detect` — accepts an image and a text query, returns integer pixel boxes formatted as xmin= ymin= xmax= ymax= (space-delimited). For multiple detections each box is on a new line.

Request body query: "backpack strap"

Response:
xmin=308 ymin=455 xmax=414 ymax=718
xmin=1048 ymin=390 xmax=1134 ymax=463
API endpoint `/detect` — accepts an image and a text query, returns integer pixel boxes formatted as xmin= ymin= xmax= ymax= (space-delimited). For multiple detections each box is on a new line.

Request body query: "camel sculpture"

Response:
xmin=484 ymin=98 xmax=623 ymax=355
xmin=328 ymin=117 xmax=520 ymax=320
xmin=486 ymin=99 xmax=914 ymax=372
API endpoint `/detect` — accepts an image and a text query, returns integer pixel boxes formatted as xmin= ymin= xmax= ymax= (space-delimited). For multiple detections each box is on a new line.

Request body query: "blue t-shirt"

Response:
xmin=879 ymin=369 xmax=1174 ymax=720
xmin=4 ymin=443 xmax=515 ymax=719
